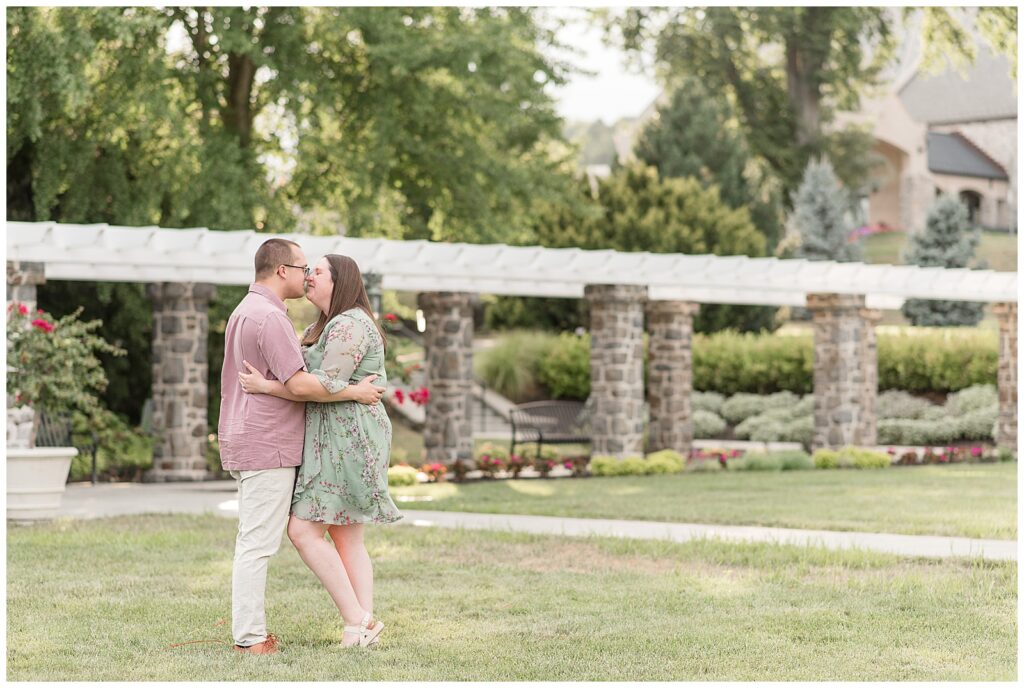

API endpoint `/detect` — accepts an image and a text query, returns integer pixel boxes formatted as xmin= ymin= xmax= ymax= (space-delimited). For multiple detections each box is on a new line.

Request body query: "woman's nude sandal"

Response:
xmin=342 ymin=612 xmax=383 ymax=648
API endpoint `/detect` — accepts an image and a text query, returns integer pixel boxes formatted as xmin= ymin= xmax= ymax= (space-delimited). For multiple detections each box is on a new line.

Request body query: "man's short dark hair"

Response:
xmin=254 ymin=238 xmax=300 ymax=279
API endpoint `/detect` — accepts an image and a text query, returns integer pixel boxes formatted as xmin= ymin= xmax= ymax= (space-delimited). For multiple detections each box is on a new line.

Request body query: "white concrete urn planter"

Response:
xmin=6 ymin=405 xmax=77 ymax=521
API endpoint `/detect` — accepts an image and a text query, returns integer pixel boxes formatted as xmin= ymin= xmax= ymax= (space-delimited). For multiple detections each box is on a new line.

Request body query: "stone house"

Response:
xmin=839 ymin=43 xmax=1016 ymax=233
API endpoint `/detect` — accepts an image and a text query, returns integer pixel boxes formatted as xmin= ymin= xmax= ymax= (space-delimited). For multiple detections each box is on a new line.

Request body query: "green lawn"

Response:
xmin=7 ymin=515 xmax=1016 ymax=681
xmin=863 ymin=229 xmax=1017 ymax=272
xmin=392 ymin=463 xmax=1017 ymax=540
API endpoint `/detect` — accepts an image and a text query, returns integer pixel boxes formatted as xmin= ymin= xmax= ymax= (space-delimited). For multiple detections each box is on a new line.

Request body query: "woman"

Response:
xmin=238 ymin=253 xmax=402 ymax=648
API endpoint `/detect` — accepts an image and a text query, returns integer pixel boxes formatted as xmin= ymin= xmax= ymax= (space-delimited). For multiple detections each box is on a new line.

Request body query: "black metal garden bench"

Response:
xmin=509 ymin=400 xmax=590 ymax=459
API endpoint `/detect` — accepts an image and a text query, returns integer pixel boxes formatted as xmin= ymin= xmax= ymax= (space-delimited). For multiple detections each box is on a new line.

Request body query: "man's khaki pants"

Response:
xmin=230 ymin=467 xmax=297 ymax=647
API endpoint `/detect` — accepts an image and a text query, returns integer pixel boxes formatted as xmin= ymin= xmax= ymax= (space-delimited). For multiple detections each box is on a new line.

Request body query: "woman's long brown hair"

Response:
xmin=301 ymin=254 xmax=387 ymax=352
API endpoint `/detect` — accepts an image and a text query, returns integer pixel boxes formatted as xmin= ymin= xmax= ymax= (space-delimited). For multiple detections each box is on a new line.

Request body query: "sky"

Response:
xmin=540 ymin=7 xmax=662 ymax=125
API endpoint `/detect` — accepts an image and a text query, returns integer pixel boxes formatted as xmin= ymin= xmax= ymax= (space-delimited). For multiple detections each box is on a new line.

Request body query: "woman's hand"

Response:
xmin=239 ymin=360 xmax=270 ymax=394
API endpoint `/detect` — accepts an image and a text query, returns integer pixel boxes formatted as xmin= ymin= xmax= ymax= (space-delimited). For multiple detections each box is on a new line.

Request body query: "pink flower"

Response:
xmin=971 ymin=447 xmax=982 ymax=457
xmin=409 ymin=387 xmax=430 ymax=405
xmin=393 ymin=389 xmax=405 ymax=404
xmin=383 ymin=313 xmax=398 ymax=322
xmin=31 ymin=318 xmax=54 ymax=333
xmin=37 ymin=308 xmax=43 ymax=314
xmin=17 ymin=303 xmax=28 ymax=315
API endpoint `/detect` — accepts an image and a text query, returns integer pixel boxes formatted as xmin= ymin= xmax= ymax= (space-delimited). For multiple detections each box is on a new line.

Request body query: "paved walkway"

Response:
xmin=52 ymin=481 xmax=1017 ymax=562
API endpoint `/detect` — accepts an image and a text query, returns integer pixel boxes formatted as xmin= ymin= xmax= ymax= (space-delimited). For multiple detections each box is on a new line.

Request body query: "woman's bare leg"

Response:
xmin=288 ymin=515 xmax=367 ymax=636
xmin=327 ymin=524 xmax=374 ymax=616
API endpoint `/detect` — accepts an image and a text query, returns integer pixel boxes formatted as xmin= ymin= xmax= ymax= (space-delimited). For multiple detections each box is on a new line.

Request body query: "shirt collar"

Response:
xmin=248 ymin=283 xmax=288 ymax=313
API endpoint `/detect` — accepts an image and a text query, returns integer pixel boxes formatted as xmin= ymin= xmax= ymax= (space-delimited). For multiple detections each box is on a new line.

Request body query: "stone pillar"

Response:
xmin=645 ymin=300 xmax=700 ymax=455
xmin=585 ymin=284 xmax=647 ymax=457
xmin=145 ymin=282 xmax=216 ymax=482
xmin=993 ymin=302 xmax=1017 ymax=453
xmin=6 ymin=260 xmax=45 ymax=312
xmin=417 ymin=292 xmax=474 ymax=468
xmin=807 ymin=293 xmax=880 ymax=450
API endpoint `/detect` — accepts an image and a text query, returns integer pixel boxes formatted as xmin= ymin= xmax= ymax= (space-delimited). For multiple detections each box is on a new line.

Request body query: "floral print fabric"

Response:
xmin=291 ymin=308 xmax=402 ymax=525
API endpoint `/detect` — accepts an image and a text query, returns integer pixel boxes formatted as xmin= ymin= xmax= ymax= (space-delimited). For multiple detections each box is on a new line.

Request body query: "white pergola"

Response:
xmin=6 ymin=221 xmax=1018 ymax=307
xmin=7 ymin=221 xmax=1018 ymax=478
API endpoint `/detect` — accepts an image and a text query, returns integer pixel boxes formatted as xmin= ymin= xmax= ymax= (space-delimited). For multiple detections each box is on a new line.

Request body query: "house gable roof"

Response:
xmin=927 ymin=131 xmax=1009 ymax=179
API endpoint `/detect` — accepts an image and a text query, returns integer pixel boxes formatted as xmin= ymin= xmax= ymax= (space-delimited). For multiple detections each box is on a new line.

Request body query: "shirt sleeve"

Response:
xmin=310 ymin=314 xmax=368 ymax=394
xmin=257 ymin=312 xmax=306 ymax=383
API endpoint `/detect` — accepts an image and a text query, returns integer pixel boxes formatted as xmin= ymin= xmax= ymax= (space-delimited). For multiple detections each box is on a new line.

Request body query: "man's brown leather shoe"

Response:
xmin=234 ymin=633 xmax=279 ymax=655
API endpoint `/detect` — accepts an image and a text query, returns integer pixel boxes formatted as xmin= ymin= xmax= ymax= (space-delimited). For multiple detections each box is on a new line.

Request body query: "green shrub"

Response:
xmin=813 ymin=449 xmax=839 ymax=469
xmin=621 ymin=456 xmax=650 ymax=475
xmin=877 ymin=418 xmax=959 ymax=445
xmin=774 ymin=450 xmax=813 ymax=470
xmin=514 ymin=443 xmax=561 ymax=462
xmin=474 ymin=331 xmax=555 ymax=402
xmin=736 ymin=452 xmax=782 ymax=471
xmin=920 ymin=406 xmax=948 ymax=421
xmin=693 ymin=391 xmax=726 ymax=414
xmin=721 ymin=393 xmax=770 ymax=424
xmin=644 ymin=449 xmax=685 ymax=474
xmin=956 ymin=404 xmax=998 ymax=441
xmin=479 ymin=328 xmax=996 ymax=406
xmin=778 ymin=416 xmax=814 ymax=447
xmin=997 ymin=448 xmax=1015 ymax=462
xmin=685 ymin=458 xmax=723 ymax=473
xmin=945 ymin=384 xmax=998 ymax=416
xmin=588 ymin=455 xmax=618 ymax=477
xmin=877 ymin=390 xmax=935 ymax=420
xmin=387 ymin=464 xmax=418 ymax=487
xmin=843 ymin=447 xmax=891 ymax=469
xmin=693 ymin=330 xmax=814 ymax=395
xmin=537 ymin=332 xmax=591 ymax=400
xmin=732 ymin=450 xmax=812 ymax=471
xmin=724 ymin=391 xmax=800 ymax=425
xmin=877 ymin=329 xmax=997 ymax=394
xmin=69 ymin=411 xmax=153 ymax=482
xmin=693 ymin=409 xmax=727 ymax=438
xmin=816 ymin=447 xmax=890 ymax=470
xmin=475 ymin=441 xmax=510 ymax=462
xmin=591 ymin=451 xmax=685 ymax=477
xmin=735 ymin=407 xmax=792 ymax=439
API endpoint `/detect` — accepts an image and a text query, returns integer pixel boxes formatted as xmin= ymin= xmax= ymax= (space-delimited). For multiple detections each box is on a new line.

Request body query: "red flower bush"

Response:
xmin=31 ymin=318 xmax=54 ymax=333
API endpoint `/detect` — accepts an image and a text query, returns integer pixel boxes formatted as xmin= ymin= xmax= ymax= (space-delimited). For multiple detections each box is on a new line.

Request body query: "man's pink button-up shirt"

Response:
xmin=217 ymin=283 xmax=307 ymax=471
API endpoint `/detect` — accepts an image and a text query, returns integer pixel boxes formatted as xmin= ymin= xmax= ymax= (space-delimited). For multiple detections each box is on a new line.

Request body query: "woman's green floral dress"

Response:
xmin=291 ymin=308 xmax=402 ymax=525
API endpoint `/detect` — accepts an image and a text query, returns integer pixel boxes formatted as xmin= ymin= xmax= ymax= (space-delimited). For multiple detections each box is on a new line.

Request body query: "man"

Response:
xmin=218 ymin=238 xmax=385 ymax=655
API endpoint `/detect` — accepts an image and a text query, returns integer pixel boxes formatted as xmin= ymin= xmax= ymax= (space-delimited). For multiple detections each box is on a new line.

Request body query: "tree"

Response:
xmin=277 ymin=7 xmax=579 ymax=243
xmin=609 ymin=7 xmax=895 ymax=197
xmin=634 ymin=78 xmax=784 ymax=250
xmin=915 ymin=7 xmax=1017 ymax=79
xmin=8 ymin=7 xmax=585 ymax=427
xmin=547 ymin=164 xmax=777 ymax=334
xmin=901 ymin=196 xmax=985 ymax=326
xmin=791 ymin=157 xmax=862 ymax=263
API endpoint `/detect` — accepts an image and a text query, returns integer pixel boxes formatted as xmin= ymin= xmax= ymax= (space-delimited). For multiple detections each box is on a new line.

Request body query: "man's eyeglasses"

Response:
xmin=282 ymin=264 xmax=311 ymax=278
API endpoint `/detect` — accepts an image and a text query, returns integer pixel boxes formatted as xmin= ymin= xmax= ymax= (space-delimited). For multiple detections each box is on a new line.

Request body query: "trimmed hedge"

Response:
xmin=693 ymin=410 xmax=727 ymax=439
xmin=813 ymin=447 xmax=891 ymax=470
xmin=590 ymin=450 xmax=686 ymax=477
xmin=730 ymin=450 xmax=813 ymax=471
xmin=387 ymin=464 xmax=418 ymax=487
xmin=479 ymin=328 xmax=998 ymax=401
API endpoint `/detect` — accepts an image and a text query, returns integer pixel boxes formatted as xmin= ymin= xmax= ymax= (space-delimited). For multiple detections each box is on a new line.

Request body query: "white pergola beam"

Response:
xmin=7 ymin=221 xmax=1016 ymax=306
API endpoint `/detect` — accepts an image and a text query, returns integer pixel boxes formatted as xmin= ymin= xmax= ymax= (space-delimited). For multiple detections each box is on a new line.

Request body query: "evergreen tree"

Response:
xmin=791 ymin=157 xmax=863 ymax=262
xmin=536 ymin=164 xmax=776 ymax=334
xmin=634 ymin=78 xmax=785 ymax=252
xmin=901 ymin=196 xmax=985 ymax=326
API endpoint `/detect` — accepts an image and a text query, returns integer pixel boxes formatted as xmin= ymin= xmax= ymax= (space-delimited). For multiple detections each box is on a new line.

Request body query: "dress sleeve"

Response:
xmin=310 ymin=314 xmax=368 ymax=394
